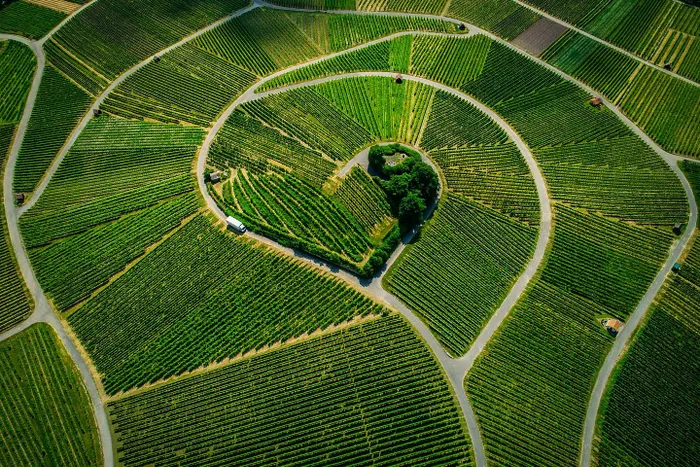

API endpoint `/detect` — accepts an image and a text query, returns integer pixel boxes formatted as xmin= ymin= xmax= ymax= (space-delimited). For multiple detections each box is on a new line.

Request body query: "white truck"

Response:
xmin=226 ymin=216 xmax=246 ymax=233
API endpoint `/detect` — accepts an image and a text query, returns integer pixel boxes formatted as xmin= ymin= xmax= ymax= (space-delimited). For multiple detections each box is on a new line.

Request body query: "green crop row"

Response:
xmin=68 ymin=213 xmax=386 ymax=395
xmin=0 ymin=40 xmax=35 ymax=124
xmin=227 ymin=170 xmax=372 ymax=263
xmin=102 ymin=43 xmax=257 ymax=126
xmin=14 ymin=66 xmax=91 ymax=193
xmin=21 ymin=118 xmax=203 ymax=312
xmin=542 ymin=31 xmax=700 ymax=158
xmin=447 ymin=0 xmax=540 ymax=40
xmin=0 ymin=323 xmax=101 ymax=466
xmin=315 ymin=77 xmax=433 ymax=145
xmin=33 ymin=192 xmax=200 ymax=311
xmin=108 ymin=315 xmax=473 ymax=466
xmin=593 ymin=161 xmax=700 ymax=466
xmin=242 ymin=87 xmax=375 ymax=161
xmin=0 ymin=125 xmax=30 ymax=333
xmin=0 ymin=1 xmax=67 ymax=40
xmin=0 ymin=42 xmax=33 ymax=332
xmin=43 ymin=39 xmax=110 ymax=96
xmin=431 ymin=143 xmax=540 ymax=225
xmin=386 ymin=194 xmax=537 ymax=356
xmin=421 ymin=90 xmax=509 ymax=149
xmin=333 ymin=166 xmax=393 ymax=234
xmin=466 ymin=204 xmax=675 ymax=466
xmin=211 ymin=110 xmax=336 ymax=188
xmin=51 ymin=0 xmax=251 ymax=80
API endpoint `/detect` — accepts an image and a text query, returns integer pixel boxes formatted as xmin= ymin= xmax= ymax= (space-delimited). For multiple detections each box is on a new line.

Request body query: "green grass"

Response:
xmin=108 ymin=315 xmax=473 ymax=466
xmin=0 ymin=1 xmax=66 ymax=40
xmin=386 ymin=194 xmax=537 ymax=356
xmin=68 ymin=214 xmax=387 ymax=395
xmin=0 ymin=323 xmax=101 ymax=466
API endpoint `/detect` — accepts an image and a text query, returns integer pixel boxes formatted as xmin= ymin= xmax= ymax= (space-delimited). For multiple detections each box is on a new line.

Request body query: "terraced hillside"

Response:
xmin=0 ymin=0 xmax=697 ymax=466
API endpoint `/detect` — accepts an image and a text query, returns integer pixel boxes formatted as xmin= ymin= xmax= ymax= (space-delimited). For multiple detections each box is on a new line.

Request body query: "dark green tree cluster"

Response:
xmin=369 ymin=144 xmax=438 ymax=228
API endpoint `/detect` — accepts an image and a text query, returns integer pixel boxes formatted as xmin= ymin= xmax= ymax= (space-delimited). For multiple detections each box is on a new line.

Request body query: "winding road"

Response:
xmin=1 ymin=1 xmax=697 ymax=467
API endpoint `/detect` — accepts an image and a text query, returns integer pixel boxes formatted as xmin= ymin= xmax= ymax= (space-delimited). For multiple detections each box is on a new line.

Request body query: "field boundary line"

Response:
xmin=106 ymin=313 xmax=384 ymax=402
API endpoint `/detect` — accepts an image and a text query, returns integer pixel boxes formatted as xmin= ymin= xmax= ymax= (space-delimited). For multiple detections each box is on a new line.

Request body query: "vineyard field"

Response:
xmin=32 ymin=192 xmax=200 ymax=311
xmin=224 ymin=170 xmax=372 ymax=264
xmin=14 ymin=66 xmax=92 ymax=193
xmin=108 ymin=315 xmax=473 ymax=466
xmin=466 ymin=204 xmax=675 ymax=466
xmin=51 ymin=0 xmax=252 ymax=80
xmin=0 ymin=1 xmax=67 ymax=39
xmin=448 ymin=0 xmax=540 ymax=40
xmin=593 ymin=161 xmax=700 ymax=466
xmin=0 ymin=125 xmax=31 ymax=333
xmin=0 ymin=324 xmax=101 ymax=466
xmin=333 ymin=166 xmax=393 ymax=234
xmin=68 ymin=214 xmax=387 ymax=395
xmin=21 ymin=117 xmax=204 ymax=310
xmin=0 ymin=40 xmax=34 ymax=332
xmin=542 ymin=31 xmax=700 ymax=158
xmin=385 ymin=194 xmax=537 ymax=356
xmin=0 ymin=40 xmax=36 ymax=124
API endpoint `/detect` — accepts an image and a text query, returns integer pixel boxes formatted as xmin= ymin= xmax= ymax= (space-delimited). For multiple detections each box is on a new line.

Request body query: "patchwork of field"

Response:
xmin=108 ymin=315 xmax=473 ymax=466
xmin=522 ymin=0 xmax=700 ymax=83
xmin=1 ymin=0 xmax=697 ymax=466
xmin=100 ymin=8 xmax=459 ymax=126
xmin=591 ymin=160 xmax=700 ymax=467
xmin=0 ymin=40 xmax=33 ymax=333
xmin=542 ymin=30 xmax=700 ymax=158
xmin=0 ymin=323 xmax=101 ymax=466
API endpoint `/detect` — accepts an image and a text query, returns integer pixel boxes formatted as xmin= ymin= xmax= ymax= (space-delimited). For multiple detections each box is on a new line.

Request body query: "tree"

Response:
xmin=382 ymin=173 xmax=411 ymax=201
xmin=409 ymin=162 xmax=439 ymax=201
xmin=368 ymin=147 xmax=387 ymax=174
xmin=398 ymin=190 xmax=426 ymax=226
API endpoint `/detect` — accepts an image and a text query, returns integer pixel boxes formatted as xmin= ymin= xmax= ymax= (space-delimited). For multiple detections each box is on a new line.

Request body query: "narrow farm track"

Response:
xmin=199 ymin=70 xmax=554 ymax=467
